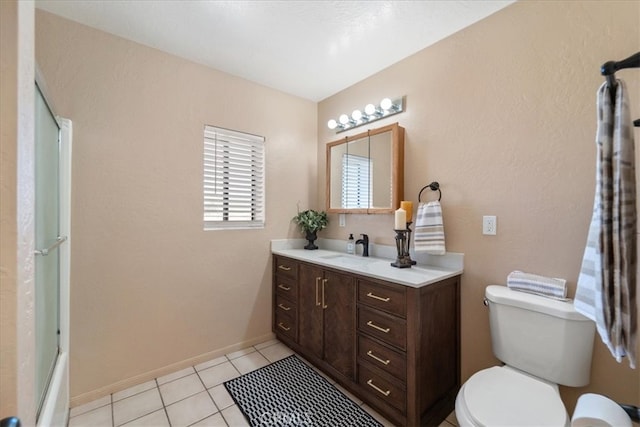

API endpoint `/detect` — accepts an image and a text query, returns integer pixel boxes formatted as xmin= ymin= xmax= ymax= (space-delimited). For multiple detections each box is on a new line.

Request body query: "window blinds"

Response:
xmin=341 ymin=153 xmax=371 ymax=209
xmin=203 ymin=126 xmax=265 ymax=230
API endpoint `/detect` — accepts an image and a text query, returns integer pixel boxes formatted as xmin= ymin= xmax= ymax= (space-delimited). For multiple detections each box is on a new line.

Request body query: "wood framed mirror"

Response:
xmin=326 ymin=122 xmax=404 ymax=214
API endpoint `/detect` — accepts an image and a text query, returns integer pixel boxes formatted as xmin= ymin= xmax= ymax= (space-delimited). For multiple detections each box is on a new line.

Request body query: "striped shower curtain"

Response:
xmin=575 ymin=79 xmax=637 ymax=369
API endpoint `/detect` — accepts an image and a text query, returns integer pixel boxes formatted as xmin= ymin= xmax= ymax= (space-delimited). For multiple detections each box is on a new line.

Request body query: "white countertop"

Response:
xmin=271 ymin=239 xmax=463 ymax=288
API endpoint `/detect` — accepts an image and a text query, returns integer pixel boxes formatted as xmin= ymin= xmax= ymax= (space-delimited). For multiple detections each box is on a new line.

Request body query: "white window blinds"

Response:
xmin=203 ymin=125 xmax=265 ymax=230
xmin=341 ymin=153 xmax=372 ymax=209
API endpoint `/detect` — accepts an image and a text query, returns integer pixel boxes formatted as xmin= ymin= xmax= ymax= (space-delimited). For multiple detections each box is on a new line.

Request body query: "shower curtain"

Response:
xmin=575 ymin=79 xmax=637 ymax=369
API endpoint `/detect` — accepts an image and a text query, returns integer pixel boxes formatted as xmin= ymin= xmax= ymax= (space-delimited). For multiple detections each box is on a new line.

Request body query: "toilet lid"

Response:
xmin=462 ymin=367 xmax=568 ymax=426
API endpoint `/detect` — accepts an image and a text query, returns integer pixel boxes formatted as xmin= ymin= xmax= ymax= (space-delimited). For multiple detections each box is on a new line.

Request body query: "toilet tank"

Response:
xmin=485 ymin=285 xmax=595 ymax=387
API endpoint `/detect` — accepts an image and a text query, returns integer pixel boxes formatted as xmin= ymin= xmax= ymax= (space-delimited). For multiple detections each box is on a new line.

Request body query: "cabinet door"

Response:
xmin=298 ymin=263 xmax=324 ymax=359
xmin=323 ymin=270 xmax=355 ymax=379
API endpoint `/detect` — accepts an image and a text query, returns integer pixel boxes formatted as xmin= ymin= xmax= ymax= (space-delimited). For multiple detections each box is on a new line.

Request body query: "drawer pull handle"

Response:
xmin=278 ymin=284 xmax=291 ymax=291
xmin=367 ymin=321 xmax=390 ymax=333
xmin=278 ymin=265 xmax=292 ymax=271
xmin=367 ymin=350 xmax=390 ymax=365
xmin=367 ymin=292 xmax=390 ymax=302
xmin=277 ymin=322 xmax=291 ymax=331
xmin=278 ymin=303 xmax=291 ymax=311
xmin=366 ymin=379 xmax=391 ymax=397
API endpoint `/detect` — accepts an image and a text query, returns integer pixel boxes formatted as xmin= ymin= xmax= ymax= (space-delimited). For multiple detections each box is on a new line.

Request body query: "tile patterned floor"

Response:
xmin=68 ymin=339 xmax=459 ymax=427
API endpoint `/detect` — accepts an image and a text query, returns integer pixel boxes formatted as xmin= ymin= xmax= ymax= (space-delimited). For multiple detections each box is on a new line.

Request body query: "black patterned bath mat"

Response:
xmin=224 ymin=355 xmax=382 ymax=427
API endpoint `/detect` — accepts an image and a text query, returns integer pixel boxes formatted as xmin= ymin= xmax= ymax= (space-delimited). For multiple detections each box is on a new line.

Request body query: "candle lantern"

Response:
xmin=391 ymin=203 xmax=416 ymax=268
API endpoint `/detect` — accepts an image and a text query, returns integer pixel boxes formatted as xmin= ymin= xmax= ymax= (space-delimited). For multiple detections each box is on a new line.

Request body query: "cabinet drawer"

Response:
xmin=358 ymin=280 xmax=406 ymax=318
xmin=275 ymin=311 xmax=297 ymax=341
xmin=274 ymin=256 xmax=298 ymax=280
xmin=275 ymin=276 xmax=298 ymax=300
xmin=358 ymin=334 xmax=406 ymax=382
xmin=358 ymin=363 xmax=406 ymax=412
xmin=275 ymin=295 xmax=297 ymax=318
xmin=358 ymin=306 xmax=406 ymax=350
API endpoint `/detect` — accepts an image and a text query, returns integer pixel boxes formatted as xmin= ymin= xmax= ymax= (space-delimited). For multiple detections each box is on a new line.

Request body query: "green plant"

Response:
xmin=292 ymin=209 xmax=329 ymax=234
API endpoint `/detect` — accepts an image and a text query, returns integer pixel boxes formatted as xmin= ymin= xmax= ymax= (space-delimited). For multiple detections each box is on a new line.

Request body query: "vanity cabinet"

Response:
xmin=273 ymin=256 xmax=299 ymax=342
xmin=272 ymin=254 xmax=460 ymax=427
xmin=355 ymin=277 xmax=461 ymax=426
xmin=298 ymin=263 xmax=356 ymax=380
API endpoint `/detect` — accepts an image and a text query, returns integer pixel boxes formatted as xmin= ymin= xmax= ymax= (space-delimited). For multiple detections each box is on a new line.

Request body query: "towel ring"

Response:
xmin=418 ymin=181 xmax=441 ymax=202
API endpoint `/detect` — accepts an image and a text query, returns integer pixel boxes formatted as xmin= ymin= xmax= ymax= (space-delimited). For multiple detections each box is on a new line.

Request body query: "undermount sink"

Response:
xmin=320 ymin=254 xmax=378 ymax=265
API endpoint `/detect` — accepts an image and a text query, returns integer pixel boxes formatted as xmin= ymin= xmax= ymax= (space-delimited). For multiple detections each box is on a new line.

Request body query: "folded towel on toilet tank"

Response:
xmin=507 ymin=270 xmax=569 ymax=300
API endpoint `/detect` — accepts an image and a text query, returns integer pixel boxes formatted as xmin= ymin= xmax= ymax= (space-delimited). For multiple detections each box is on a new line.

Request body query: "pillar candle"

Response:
xmin=394 ymin=208 xmax=406 ymax=230
xmin=400 ymin=201 xmax=413 ymax=222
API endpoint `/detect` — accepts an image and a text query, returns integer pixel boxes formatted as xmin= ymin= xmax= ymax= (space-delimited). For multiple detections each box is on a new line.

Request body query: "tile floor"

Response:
xmin=68 ymin=339 xmax=459 ymax=427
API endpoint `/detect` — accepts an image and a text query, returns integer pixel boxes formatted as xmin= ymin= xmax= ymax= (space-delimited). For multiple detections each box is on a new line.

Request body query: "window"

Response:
xmin=341 ymin=153 xmax=372 ymax=209
xmin=203 ymin=125 xmax=265 ymax=230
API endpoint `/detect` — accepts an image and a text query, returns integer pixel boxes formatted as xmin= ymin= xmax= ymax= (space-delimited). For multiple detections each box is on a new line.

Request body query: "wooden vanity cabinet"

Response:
xmin=298 ymin=263 xmax=356 ymax=380
xmin=272 ymin=254 xmax=460 ymax=427
xmin=356 ymin=276 xmax=461 ymax=426
xmin=273 ymin=256 xmax=299 ymax=341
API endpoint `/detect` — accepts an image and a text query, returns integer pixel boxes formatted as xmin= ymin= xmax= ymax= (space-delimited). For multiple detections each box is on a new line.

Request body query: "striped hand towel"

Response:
xmin=507 ymin=271 xmax=568 ymax=300
xmin=414 ymin=201 xmax=446 ymax=255
xmin=575 ymin=79 xmax=637 ymax=369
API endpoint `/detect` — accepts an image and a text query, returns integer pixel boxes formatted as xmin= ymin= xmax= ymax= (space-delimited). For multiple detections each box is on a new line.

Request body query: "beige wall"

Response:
xmin=35 ymin=10 xmax=316 ymax=403
xmin=1 ymin=0 xmax=37 ymax=423
xmin=0 ymin=0 xmax=20 ymax=417
xmin=319 ymin=0 xmax=639 ymax=412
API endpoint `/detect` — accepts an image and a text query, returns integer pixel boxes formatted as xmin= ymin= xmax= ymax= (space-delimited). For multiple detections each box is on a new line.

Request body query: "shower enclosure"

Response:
xmin=34 ymin=79 xmax=71 ymax=427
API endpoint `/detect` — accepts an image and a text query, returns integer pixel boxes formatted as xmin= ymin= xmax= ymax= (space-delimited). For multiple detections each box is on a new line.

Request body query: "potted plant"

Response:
xmin=292 ymin=209 xmax=329 ymax=250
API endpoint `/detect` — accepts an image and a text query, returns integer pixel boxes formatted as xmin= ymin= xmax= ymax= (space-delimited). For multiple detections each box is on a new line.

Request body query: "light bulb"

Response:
xmin=380 ymin=97 xmax=393 ymax=111
xmin=339 ymin=114 xmax=350 ymax=125
xmin=364 ymin=104 xmax=377 ymax=115
xmin=327 ymin=119 xmax=338 ymax=130
xmin=352 ymin=109 xmax=363 ymax=121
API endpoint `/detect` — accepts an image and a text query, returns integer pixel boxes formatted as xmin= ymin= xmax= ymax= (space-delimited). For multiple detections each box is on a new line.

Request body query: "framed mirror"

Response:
xmin=326 ymin=122 xmax=404 ymax=214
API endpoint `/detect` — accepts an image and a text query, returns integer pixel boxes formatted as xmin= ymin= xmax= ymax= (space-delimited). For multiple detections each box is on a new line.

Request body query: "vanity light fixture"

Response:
xmin=364 ymin=103 xmax=381 ymax=117
xmin=327 ymin=96 xmax=405 ymax=133
xmin=339 ymin=113 xmax=354 ymax=126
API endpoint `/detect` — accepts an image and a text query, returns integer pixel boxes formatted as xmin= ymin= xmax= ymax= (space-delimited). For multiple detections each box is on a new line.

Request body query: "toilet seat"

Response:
xmin=457 ymin=366 xmax=568 ymax=426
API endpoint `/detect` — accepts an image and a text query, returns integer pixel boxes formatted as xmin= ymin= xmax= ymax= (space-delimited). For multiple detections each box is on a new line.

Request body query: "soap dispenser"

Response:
xmin=347 ymin=234 xmax=355 ymax=254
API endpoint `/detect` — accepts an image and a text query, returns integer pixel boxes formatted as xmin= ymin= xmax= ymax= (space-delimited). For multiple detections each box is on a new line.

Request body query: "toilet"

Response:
xmin=455 ymin=285 xmax=632 ymax=427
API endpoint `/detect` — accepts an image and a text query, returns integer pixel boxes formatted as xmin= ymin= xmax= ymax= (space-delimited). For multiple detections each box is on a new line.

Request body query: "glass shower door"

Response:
xmin=34 ymin=83 xmax=62 ymax=418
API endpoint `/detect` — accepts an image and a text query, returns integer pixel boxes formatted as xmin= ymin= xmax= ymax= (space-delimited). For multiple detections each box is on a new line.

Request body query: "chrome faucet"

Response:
xmin=355 ymin=234 xmax=369 ymax=257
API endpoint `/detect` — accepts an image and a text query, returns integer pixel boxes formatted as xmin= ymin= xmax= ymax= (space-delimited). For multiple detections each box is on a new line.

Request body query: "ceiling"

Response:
xmin=35 ymin=0 xmax=515 ymax=102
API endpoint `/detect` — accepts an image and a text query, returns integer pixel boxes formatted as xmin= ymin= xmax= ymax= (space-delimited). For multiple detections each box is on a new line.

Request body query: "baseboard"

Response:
xmin=69 ymin=332 xmax=276 ymax=408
